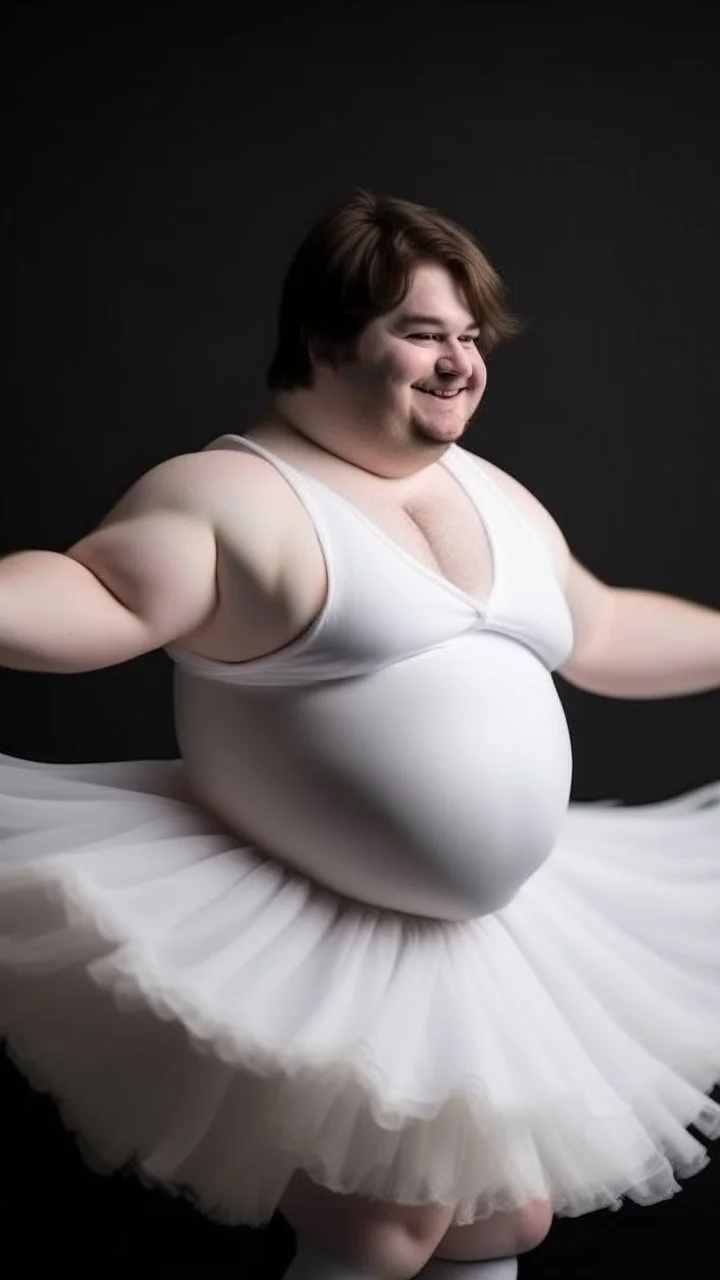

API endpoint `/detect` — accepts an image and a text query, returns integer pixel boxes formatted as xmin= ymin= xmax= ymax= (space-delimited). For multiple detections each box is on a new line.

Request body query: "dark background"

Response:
xmin=2 ymin=2 xmax=718 ymax=1276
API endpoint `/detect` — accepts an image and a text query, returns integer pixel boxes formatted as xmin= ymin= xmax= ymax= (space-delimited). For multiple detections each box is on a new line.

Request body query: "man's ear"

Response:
xmin=306 ymin=330 xmax=340 ymax=370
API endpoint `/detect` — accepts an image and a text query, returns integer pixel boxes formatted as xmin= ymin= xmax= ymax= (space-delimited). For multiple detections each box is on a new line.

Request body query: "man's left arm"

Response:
xmin=559 ymin=557 xmax=720 ymax=699
xmin=472 ymin=454 xmax=720 ymax=700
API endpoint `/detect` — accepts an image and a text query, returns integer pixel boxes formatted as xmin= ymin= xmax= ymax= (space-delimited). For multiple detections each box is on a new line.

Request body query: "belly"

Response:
xmin=174 ymin=632 xmax=572 ymax=921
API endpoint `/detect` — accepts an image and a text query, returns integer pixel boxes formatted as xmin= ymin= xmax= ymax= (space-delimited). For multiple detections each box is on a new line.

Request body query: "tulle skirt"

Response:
xmin=0 ymin=750 xmax=719 ymax=1228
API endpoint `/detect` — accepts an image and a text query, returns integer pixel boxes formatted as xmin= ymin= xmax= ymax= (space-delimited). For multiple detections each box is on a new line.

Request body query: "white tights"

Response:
xmin=283 ymin=1238 xmax=518 ymax=1279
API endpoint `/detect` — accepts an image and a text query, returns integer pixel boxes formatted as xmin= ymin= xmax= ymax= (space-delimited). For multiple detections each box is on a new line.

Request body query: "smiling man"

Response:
xmin=271 ymin=261 xmax=488 ymax=462
xmin=1 ymin=190 xmax=719 ymax=1280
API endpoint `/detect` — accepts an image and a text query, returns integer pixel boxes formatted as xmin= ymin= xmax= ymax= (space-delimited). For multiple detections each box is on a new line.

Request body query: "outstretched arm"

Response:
xmin=0 ymin=454 xmax=219 ymax=674
xmin=474 ymin=455 xmax=720 ymax=700
xmin=559 ymin=558 xmax=720 ymax=699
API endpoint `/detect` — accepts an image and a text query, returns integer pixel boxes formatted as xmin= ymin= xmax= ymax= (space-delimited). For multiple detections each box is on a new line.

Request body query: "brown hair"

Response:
xmin=266 ymin=189 xmax=522 ymax=391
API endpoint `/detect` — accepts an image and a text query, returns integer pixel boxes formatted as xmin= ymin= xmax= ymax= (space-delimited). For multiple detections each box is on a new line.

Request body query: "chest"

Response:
xmin=184 ymin=471 xmax=497 ymax=666
xmin=240 ymin=431 xmax=500 ymax=600
xmin=337 ymin=471 xmax=495 ymax=599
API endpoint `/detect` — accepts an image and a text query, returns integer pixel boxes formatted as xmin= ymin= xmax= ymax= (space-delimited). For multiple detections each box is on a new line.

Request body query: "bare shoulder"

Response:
xmin=95 ymin=444 xmax=293 ymax=530
xmin=63 ymin=441 xmax=322 ymax=664
xmin=77 ymin=442 xmax=304 ymax=599
xmin=462 ymin=449 xmax=570 ymax=585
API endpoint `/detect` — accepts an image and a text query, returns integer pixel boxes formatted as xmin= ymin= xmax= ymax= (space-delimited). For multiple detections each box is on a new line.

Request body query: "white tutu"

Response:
xmin=0 ymin=749 xmax=718 ymax=1228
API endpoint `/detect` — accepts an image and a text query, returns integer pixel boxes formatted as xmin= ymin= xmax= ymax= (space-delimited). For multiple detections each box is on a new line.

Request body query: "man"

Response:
xmin=1 ymin=190 xmax=719 ymax=1280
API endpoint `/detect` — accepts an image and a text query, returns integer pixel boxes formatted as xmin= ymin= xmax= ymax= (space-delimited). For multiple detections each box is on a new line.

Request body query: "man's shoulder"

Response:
xmin=150 ymin=436 xmax=293 ymax=509
xmin=457 ymin=446 xmax=540 ymax=509
xmin=458 ymin=447 xmax=570 ymax=579
xmin=161 ymin=434 xmax=268 ymax=476
xmin=95 ymin=437 xmax=292 ymax=536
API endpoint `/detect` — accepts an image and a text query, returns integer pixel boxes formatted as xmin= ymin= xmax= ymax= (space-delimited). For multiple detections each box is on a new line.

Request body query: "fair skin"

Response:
xmin=1 ymin=259 xmax=718 ymax=1272
xmin=270 ymin=259 xmax=489 ymax=476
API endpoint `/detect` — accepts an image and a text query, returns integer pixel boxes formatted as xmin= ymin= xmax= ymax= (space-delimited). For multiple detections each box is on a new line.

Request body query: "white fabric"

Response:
xmin=283 ymin=1239 xmax=381 ymax=1279
xmin=418 ymin=1259 xmax=518 ymax=1279
xmin=169 ymin=438 xmax=575 ymax=921
xmin=0 ymin=437 xmax=718 ymax=1232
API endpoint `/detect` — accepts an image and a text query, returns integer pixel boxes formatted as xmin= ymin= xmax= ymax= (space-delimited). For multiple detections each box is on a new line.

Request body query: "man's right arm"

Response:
xmin=0 ymin=453 xmax=221 ymax=674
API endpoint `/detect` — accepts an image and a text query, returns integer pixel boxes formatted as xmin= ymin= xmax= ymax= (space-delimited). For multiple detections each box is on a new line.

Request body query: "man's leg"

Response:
xmin=430 ymin=1198 xmax=552 ymax=1262
xmin=413 ymin=1196 xmax=553 ymax=1279
xmin=280 ymin=1170 xmax=455 ymax=1279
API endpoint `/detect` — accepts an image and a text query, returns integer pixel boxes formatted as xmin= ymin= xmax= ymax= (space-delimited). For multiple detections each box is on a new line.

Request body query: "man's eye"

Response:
xmin=408 ymin=333 xmax=479 ymax=344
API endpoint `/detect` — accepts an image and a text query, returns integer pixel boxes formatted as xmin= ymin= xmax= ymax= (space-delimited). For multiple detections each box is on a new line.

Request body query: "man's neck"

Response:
xmin=262 ymin=399 xmax=448 ymax=481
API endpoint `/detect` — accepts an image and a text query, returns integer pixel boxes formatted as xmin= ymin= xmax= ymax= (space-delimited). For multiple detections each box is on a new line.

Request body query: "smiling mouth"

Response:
xmin=416 ymin=388 xmax=464 ymax=398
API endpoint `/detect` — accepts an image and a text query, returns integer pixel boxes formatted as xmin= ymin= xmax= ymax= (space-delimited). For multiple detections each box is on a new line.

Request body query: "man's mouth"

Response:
xmin=416 ymin=388 xmax=464 ymax=398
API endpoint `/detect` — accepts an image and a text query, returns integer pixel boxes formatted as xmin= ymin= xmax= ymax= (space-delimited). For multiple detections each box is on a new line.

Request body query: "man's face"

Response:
xmin=325 ymin=261 xmax=488 ymax=457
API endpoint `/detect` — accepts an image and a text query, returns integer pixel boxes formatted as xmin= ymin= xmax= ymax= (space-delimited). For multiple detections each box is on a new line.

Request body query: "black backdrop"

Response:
xmin=2 ymin=3 xmax=718 ymax=1276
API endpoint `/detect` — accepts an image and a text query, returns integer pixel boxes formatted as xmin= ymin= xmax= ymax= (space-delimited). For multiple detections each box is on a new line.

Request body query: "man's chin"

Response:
xmin=410 ymin=413 xmax=471 ymax=444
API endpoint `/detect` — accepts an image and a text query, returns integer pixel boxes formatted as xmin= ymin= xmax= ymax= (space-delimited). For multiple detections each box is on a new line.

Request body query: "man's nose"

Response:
xmin=436 ymin=343 xmax=473 ymax=379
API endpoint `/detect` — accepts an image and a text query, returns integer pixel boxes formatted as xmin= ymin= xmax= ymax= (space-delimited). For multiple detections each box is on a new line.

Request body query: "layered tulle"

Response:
xmin=0 ymin=750 xmax=719 ymax=1228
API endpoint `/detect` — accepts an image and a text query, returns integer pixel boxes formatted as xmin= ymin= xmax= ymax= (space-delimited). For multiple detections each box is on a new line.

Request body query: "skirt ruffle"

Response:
xmin=1 ymin=751 xmax=719 ymax=1228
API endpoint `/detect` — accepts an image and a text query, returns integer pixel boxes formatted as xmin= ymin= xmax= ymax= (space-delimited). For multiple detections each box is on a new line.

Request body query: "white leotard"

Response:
xmin=167 ymin=436 xmax=574 ymax=922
